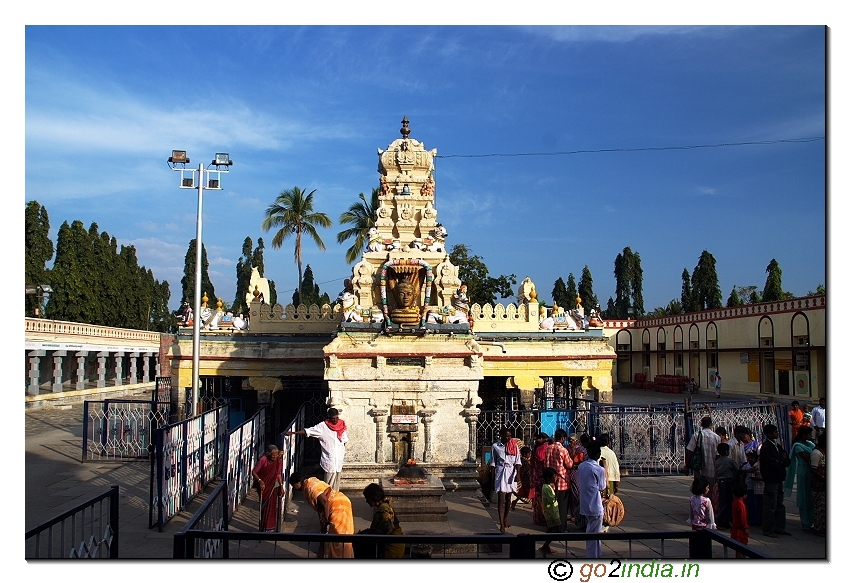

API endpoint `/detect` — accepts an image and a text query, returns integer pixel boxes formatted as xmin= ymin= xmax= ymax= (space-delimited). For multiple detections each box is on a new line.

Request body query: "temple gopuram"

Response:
xmin=168 ymin=118 xmax=616 ymax=489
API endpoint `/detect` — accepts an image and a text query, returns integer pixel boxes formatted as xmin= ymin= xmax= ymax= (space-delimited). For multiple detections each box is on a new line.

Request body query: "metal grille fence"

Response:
xmin=476 ymin=400 xmax=788 ymax=475
xmin=82 ymin=399 xmax=170 ymax=461
xmin=225 ymin=408 xmax=267 ymax=522
xmin=26 ymin=486 xmax=119 ymax=559
xmin=149 ymin=405 xmax=229 ymax=531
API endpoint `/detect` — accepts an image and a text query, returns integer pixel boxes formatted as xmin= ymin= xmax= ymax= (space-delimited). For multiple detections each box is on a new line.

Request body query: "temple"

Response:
xmin=162 ymin=118 xmax=614 ymax=489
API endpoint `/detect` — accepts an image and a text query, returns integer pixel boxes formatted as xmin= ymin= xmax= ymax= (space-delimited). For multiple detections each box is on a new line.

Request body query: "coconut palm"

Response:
xmin=337 ymin=187 xmax=380 ymax=264
xmin=261 ymin=187 xmax=332 ymax=306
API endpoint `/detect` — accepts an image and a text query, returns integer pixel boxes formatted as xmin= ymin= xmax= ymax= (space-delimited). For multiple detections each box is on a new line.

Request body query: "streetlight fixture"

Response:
xmin=167 ymin=150 xmax=233 ymax=418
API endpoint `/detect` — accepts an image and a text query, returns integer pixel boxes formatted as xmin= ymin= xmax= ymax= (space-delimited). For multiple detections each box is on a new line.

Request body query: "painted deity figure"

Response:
xmin=452 ymin=284 xmax=470 ymax=316
xmin=389 ymin=272 xmax=422 ymax=325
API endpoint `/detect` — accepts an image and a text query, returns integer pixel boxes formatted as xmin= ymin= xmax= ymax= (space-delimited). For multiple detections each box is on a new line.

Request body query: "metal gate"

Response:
xmin=82 ymin=399 xmax=170 ymax=461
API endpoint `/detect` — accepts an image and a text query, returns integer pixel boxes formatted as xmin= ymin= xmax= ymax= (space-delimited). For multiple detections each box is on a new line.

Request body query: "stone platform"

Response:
xmin=380 ymin=474 xmax=449 ymax=522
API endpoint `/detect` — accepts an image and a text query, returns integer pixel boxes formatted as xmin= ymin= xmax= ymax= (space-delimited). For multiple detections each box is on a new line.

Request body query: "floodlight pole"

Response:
xmin=170 ymin=152 xmax=230 ymax=418
xmin=190 ymin=162 xmax=205 ymax=418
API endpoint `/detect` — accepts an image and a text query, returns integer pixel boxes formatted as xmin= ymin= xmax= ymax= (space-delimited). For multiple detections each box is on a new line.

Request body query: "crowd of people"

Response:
xmin=685 ymin=399 xmax=826 ymax=549
xmin=257 ymin=397 xmax=825 ymax=559
xmin=491 ymin=428 xmax=622 ymax=558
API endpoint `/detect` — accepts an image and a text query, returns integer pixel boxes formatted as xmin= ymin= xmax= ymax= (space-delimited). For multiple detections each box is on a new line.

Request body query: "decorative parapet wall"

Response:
xmin=469 ymin=302 xmax=540 ymax=333
xmin=244 ymin=299 xmax=547 ymax=335
xmin=247 ymin=300 xmax=343 ymax=334
xmin=25 ymin=318 xmax=162 ymax=343
xmin=602 ymin=295 xmax=826 ymax=330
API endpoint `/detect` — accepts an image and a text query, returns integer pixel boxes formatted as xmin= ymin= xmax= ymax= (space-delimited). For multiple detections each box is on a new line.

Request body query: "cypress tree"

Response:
xmin=577 ymin=266 xmax=598 ymax=313
xmin=614 ymin=247 xmax=643 ymax=318
xmin=691 ymin=250 xmax=722 ymax=310
xmin=233 ymin=237 xmax=254 ymax=316
xmin=762 ymin=259 xmax=783 ymax=302
xmin=25 ymin=201 xmax=54 ymax=316
xmin=727 ymin=286 xmax=743 ymax=307
xmin=681 ymin=268 xmax=694 ymax=312
xmin=565 ymin=274 xmax=578 ymax=310
xmin=552 ymin=277 xmax=569 ymax=309
xmin=629 ymin=251 xmax=644 ymax=316
xmin=46 ymin=221 xmax=90 ymax=322
xmin=181 ymin=238 xmax=216 ymax=306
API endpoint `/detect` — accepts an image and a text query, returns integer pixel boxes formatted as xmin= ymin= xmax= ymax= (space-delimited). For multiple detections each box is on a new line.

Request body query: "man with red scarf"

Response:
xmin=286 ymin=408 xmax=349 ymax=490
xmin=490 ymin=428 xmax=522 ymax=534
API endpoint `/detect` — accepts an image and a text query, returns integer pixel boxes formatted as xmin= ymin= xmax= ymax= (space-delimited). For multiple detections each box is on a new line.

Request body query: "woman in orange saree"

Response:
xmin=289 ymin=472 xmax=354 ymax=558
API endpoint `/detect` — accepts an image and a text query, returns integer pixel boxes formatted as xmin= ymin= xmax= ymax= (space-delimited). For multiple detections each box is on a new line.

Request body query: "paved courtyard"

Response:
xmin=23 ymin=388 xmax=827 ymax=563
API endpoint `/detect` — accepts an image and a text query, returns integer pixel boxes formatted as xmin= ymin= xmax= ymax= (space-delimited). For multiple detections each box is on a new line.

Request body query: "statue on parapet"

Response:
xmin=423 ymin=224 xmax=447 ymax=253
xmin=339 ymin=278 xmax=364 ymax=322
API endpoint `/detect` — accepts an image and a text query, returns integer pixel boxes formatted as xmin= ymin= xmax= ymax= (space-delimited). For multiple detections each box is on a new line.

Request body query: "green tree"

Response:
xmin=292 ymin=264 xmax=326 ymax=307
xmin=726 ymin=286 xmax=743 ymax=307
xmin=613 ymin=247 xmax=644 ymax=318
xmin=24 ymin=201 xmax=54 ymax=316
xmin=807 ymin=284 xmax=825 ymax=296
xmin=681 ymin=268 xmax=696 ymax=312
xmin=337 ymin=187 xmax=379 ymax=264
xmin=762 ymin=258 xmax=783 ymax=302
xmin=233 ymin=237 xmax=254 ymax=316
xmin=690 ymin=250 xmax=722 ymax=310
xmin=577 ymin=266 xmax=598 ymax=313
xmin=262 ymin=186 xmax=332 ymax=306
xmin=603 ymin=297 xmax=617 ymax=319
xmin=46 ymin=221 xmax=90 ymax=322
xmin=565 ymin=273 xmax=578 ymax=310
xmin=181 ymin=238 xmax=216 ymax=306
xmin=448 ymin=244 xmax=516 ymax=306
xmin=552 ymin=277 xmax=569 ymax=309
xmin=267 ymin=280 xmax=278 ymax=307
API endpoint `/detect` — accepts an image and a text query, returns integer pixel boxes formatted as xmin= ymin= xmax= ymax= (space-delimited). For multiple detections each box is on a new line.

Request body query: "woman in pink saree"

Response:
xmin=252 ymin=445 xmax=284 ymax=531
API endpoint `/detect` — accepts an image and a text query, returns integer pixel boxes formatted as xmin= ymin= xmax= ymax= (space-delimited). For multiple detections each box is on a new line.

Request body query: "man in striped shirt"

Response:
xmin=545 ymin=428 xmax=574 ymax=531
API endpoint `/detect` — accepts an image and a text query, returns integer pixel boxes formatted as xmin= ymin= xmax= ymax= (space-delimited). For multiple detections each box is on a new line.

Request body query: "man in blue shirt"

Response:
xmin=578 ymin=440 xmax=608 ymax=558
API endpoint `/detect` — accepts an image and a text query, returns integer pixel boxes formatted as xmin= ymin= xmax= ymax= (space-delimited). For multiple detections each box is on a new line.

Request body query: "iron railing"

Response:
xmin=280 ymin=404 xmax=306 ymax=518
xmin=185 ymin=405 xmax=305 ymax=540
xmin=174 ymin=480 xmax=230 ymax=559
xmin=149 ymin=405 xmax=229 ymax=531
xmin=82 ymin=399 xmax=171 ymax=461
xmin=225 ymin=408 xmax=267 ymax=522
xmin=26 ymin=486 xmax=119 ymax=559
xmin=172 ymin=528 xmax=769 ymax=560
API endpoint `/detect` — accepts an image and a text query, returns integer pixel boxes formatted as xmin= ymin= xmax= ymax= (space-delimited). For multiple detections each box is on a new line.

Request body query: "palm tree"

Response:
xmin=337 ymin=187 xmax=380 ymax=264
xmin=261 ymin=187 xmax=332 ymax=305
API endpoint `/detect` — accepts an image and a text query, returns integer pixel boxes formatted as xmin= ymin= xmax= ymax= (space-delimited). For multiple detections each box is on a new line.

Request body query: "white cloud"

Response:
xmin=522 ymin=25 xmax=723 ymax=44
xmin=25 ymin=68 xmax=355 ymax=158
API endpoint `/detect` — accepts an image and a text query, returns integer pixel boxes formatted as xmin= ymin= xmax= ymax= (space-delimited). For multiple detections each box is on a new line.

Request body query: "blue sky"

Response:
xmin=23 ymin=24 xmax=826 ymax=313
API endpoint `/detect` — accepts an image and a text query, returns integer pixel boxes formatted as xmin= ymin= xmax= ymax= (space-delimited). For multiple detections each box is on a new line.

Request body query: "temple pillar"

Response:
xmin=418 ymin=409 xmax=437 ymax=462
xmin=75 ymin=351 xmax=88 ymax=390
xmin=462 ymin=408 xmax=480 ymax=463
xmin=368 ymin=408 xmax=389 ymax=463
xmin=408 ymin=432 xmax=418 ymax=463
xmin=52 ymin=350 xmax=66 ymax=393
xmin=129 ymin=352 xmax=139 ymax=384
xmin=142 ymin=353 xmax=152 ymax=383
xmin=113 ymin=352 xmax=123 ymax=386
xmin=97 ymin=351 xmax=108 ymax=388
xmin=28 ymin=350 xmax=44 ymax=396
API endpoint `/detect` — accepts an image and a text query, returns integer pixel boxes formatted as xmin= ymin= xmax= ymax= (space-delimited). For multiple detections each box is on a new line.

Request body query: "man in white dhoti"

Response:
xmin=490 ymin=428 xmax=522 ymax=534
